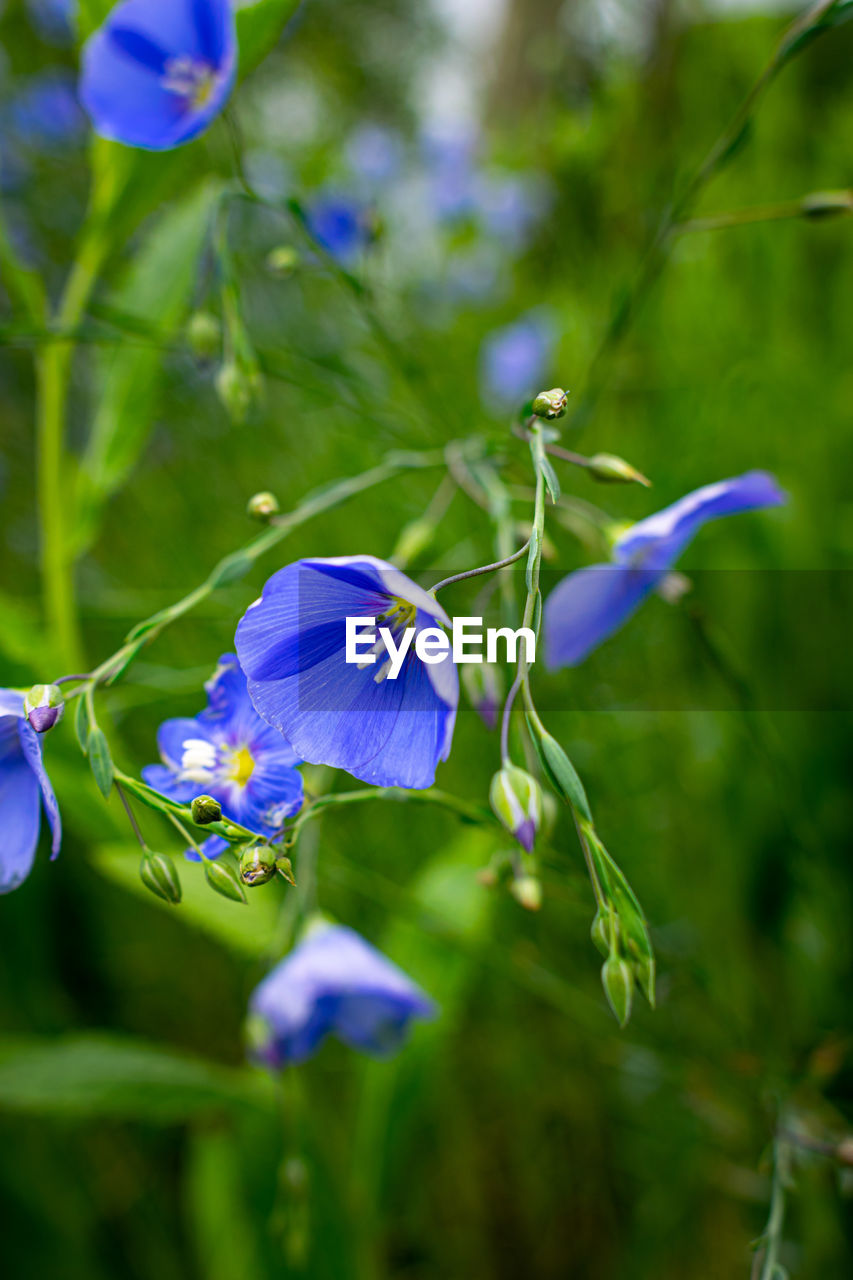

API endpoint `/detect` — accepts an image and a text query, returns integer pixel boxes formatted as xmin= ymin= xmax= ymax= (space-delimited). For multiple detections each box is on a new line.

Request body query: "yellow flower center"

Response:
xmin=228 ymin=745 xmax=255 ymax=788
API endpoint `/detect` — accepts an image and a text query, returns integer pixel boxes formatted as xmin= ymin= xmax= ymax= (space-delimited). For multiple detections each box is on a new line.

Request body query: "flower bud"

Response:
xmin=601 ymin=954 xmax=634 ymax=1027
xmin=139 ymin=851 xmax=182 ymax=905
xmin=800 ymin=190 xmax=853 ymax=220
xmin=590 ymin=910 xmax=611 ymax=957
xmin=186 ymin=310 xmax=221 ymax=359
xmin=276 ymin=855 xmax=296 ymax=886
xmin=461 ymin=662 xmax=503 ymax=731
xmin=215 ymin=361 xmax=259 ymax=424
xmin=489 ymin=764 xmax=543 ymax=852
xmin=191 ymin=794 xmax=222 ymax=825
xmin=239 ymin=843 xmax=277 ymax=887
xmin=24 ymin=683 xmax=64 ymax=734
xmin=204 ymin=859 xmax=248 ymax=904
xmin=246 ymin=491 xmax=280 ymax=521
xmin=510 ymin=874 xmax=542 ymax=912
xmin=586 ymin=452 xmax=650 ymax=488
xmin=266 ymin=245 xmax=300 ymax=276
xmin=531 ymin=388 xmax=568 ymax=420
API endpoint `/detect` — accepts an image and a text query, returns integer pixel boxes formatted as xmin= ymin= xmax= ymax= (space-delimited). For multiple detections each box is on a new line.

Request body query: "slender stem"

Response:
xmin=431 ymin=538 xmax=530 ymax=594
xmin=675 ymin=192 xmax=852 ymax=235
xmin=287 ymin=786 xmax=494 ymax=844
xmin=165 ymin=809 xmax=206 ymax=859
xmin=500 ymin=670 xmax=524 ymax=763
xmin=36 ymin=230 xmax=109 ymax=669
xmin=115 ymin=781 xmax=148 ymax=851
xmin=755 ymin=1135 xmax=790 ymax=1280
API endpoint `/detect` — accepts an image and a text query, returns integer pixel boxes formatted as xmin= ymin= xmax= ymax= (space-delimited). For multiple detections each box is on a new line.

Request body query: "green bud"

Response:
xmin=24 ymin=683 xmax=64 ymax=734
xmin=239 ymin=844 xmax=277 ymax=887
xmin=204 ymin=859 xmax=248 ymax=904
xmin=266 ymin=245 xmax=300 ymax=276
xmin=186 ymin=310 xmax=221 ymax=359
xmin=586 ymin=452 xmax=651 ymax=487
xmin=510 ymin=874 xmax=543 ymax=912
xmin=800 ymin=190 xmax=853 ymax=220
xmin=191 ymin=794 xmax=222 ymax=825
xmin=532 ymin=388 xmax=569 ymax=420
xmin=215 ymin=361 xmax=259 ymax=424
xmin=246 ymin=491 xmax=280 ymax=521
xmin=590 ymin=910 xmax=612 ymax=957
xmin=139 ymin=851 xmax=182 ymax=905
xmin=490 ymin=764 xmax=543 ymax=852
xmin=601 ymin=954 xmax=634 ymax=1027
xmin=276 ymin=855 xmax=296 ymax=886
xmin=634 ymin=952 xmax=656 ymax=1008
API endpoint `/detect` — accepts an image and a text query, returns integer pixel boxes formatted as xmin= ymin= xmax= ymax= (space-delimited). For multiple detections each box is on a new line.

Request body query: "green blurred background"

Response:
xmin=1 ymin=0 xmax=852 ymax=1276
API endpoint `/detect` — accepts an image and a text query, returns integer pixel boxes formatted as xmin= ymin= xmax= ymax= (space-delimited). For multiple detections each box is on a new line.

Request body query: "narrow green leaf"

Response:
xmin=87 ymin=726 xmax=114 ymax=798
xmin=207 ymin=550 xmax=254 ymax=589
xmin=525 ymin=716 xmax=592 ymax=822
xmin=539 ymin=454 xmax=561 ymax=504
xmin=74 ymin=696 xmax=91 ymax=755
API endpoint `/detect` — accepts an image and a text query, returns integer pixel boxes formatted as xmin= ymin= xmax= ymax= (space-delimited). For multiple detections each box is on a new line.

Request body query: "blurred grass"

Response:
xmin=1 ymin=1 xmax=853 ymax=1277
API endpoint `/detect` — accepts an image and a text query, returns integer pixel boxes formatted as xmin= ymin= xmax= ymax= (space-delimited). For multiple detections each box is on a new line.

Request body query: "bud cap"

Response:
xmin=532 ymin=388 xmax=569 ymax=420
xmin=24 ymin=684 xmax=64 ymax=734
xmin=191 ymin=794 xmax=222 ymax=825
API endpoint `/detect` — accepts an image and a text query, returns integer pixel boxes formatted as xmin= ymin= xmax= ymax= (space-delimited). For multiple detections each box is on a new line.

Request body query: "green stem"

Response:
xmin=36 ymin=231 xmax=108 ymax=669
xmin=287 ymin=786 xmax=494 ymax=845
xmin=114 ymin=769 xmax=260 ymax=846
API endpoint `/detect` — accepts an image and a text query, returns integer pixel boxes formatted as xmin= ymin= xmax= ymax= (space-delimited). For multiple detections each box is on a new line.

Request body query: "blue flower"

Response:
xmin=0 ymin=689 xmax=61 ymax=894
xmin=79 ymin=0 xmax=236 ymax=151
xmin=544 ymin=471 xmax=788 ymax=668
xmin=480 ymin=312 xmax=554 ymax=407
xmin=304 ymin=195 xmax=371 ymax=264
xmin=345 ymin=123 xmax=403 ymax=186
xmin=248 ymin=923 xmax=435 ymax=1067
xmin=235 ymin=556 xmax=459 ymax=790
xmin=9 ymin=72 xmax=85 ymax=149
xmin=142 ymin=654 xmax=303 ymax=860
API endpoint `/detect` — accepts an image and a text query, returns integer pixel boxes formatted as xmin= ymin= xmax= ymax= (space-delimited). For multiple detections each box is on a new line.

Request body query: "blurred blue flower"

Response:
xmin=79 ymin=0 xmax=236 ymax=150
xmin=544 ymin=471 xmax=788 ymax=667
xmin=27 ymin=0 xmax=75 ymax=45
xmin=142 ymin=654 xmax=303 ymax=861
xmin=248 ymin=923 xmax=435 ymax=1067
xmin=477 ymin=172 xmax=550 ymax=249
xmin=9 ymin=71 xmax=85 ymax=148
xmin=345 ymin=123 xmax=403 ymax=186
xmin=0 ymin=689 xmax=61 ymax=894
xmin=481 ymin=312 xmax=554 ymax=407
xmin=421 ymin=122 xmax=478 ymax=222
xmin=235 ymin=556 xmax=459 ymax=790
xmin=304 ymin=195 xmax=371 ymax=264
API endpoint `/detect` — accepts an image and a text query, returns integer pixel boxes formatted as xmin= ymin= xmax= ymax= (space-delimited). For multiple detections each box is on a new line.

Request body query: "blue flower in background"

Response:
xmin=481 ymin=311 xmax=554 ymax=407
xmin=235 ymin=556 xmax=459 ymax=790
xmin=10 ymin=71 xmax=85 ymax=149
xmin=345 ymin=123 xmax=403 ymax=186
xmin=248 ymin=923 xmax=435 ymax=1067
xmin=544 ymin=472 xmax=787 ymax=667
xmin=79 ymin=0 xmax=236 ymax=150
xmin=304 ymin=195 xmax=371 ymax=264
xmin=421 ymin=121 xmax=478 ymax=222
xmin=143 ymin=654 xmax=303 ymax=860
xmin=0 ymin=689 xmax=61 ymax=894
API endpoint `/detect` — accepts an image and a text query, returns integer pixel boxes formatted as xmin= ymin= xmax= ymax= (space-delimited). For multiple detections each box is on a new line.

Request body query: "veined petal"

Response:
xmin=156 ymin=717 xmax=216 ymax=771
xmin=243 ymin=760 xmax=304 ymax=830
xmin=141 ymin=763 xmax=197 ymax=804
xmin=0 ymin=759 xmax=42 ymax=893
xmin=17 ymin=720 xmax=61 ymax=857
xmin=614 ymin=471 xmax=787 ymax=572
xmin=544 ymin=564 xmax=661 ymax=668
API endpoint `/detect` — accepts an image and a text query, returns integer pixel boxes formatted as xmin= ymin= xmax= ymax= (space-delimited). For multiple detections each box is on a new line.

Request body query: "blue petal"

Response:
xmin=199 ymin=654 xmax=298 ymax=760
xmin=243 ymin=760 xmax=304 ymax=830
xmin=614 ymin=471 xmax=787 ymax=572
xmin=0 ymin=756 xmax=41 ymax=893
xmin=544 ymin=564 xmax=661 ymax=668
xmin=17 ymin=720 xmax=61 ymax=858
xmin=141 ymin=763 xmax=197 ymax=804
xmin=249 ymin=925 xmax=434 ymax=1067
xmin=156 ymin=717 xmax=215 ymax=770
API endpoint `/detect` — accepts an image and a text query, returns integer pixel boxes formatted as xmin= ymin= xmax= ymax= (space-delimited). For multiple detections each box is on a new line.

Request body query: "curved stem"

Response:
xmin=287 ymin=786 xmax=494 ymax=844
xmin=431 ymin=538 xmax=530 ymax=594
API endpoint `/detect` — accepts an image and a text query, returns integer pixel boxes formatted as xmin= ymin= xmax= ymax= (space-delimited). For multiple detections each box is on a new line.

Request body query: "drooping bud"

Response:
xmin=139 ymin=851 xmax=182 ymax=905
xmin=24 ymin=683 xmax=64 ymax=734
xmin=191 ymin=794 xmax=222 ymax=825
xmin=461 ymin=662 xmax=503 ymax=731
xmin=186 ymin=310 xmax=221 ymax=359
xmin=266 ymin=245 xmax=301 ymax=276
xmin=590 ymin=909 xmax=614 ymax=957
xmin=239 ymin=843 xmax=277 ymax=887
xmin=800 ymin=190 xmax=853 ymax=220
xmin=216 ymin=361 xmax=258 ymax=424
xmin=531 ymin=388 xmax=569 ymax=420
xmin=246 ymin=491 xmax=280 ymax=521
xmin=510 ymin=874 xmax=542 ymax=912
xmin=586 ymin=452 xmax=651 ymax=488
xmin=489 ymin=764 xmax=543 ymax=852
xmin=204 ymin=858 xmax=248 ymax=904
xmin=276 ymin=855 xmax=296 ymax=886
xmin=601 ymin=954 xmax=634 ymax=1027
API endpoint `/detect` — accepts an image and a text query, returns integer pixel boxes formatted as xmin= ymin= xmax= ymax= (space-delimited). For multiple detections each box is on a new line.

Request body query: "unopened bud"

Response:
xmin=586 ymin=452 xmax=650 ymax=487
xmin=186 ymin=310 xmax=221 ymax=359
xmin=510 ymin=874 xmax=542 ymax=911
xmin=490 ymin=764 xmax=543 ymax=852
xmin=239 ymin=843 xmax=277 ymax=887
xmin=24 ymin=684 xmax=64 ymax=734
xmin=276 ymin=855 xmax=296 ymax=886
xmin=139 ymin=851 xmax=182 ymax=905
xmin=800 ymin=190 xmax=853 ymax=220
xmin=532 ymin=387 xmax=568 ymax=420
xmin=266 ymin=245 xmax=300 ymax=276
xmin=590 ymin=910 xmax=611 ymax=957
xmin=461 ymin=662 xmax=503 ymax=731
xmin=601 ymin=954 xmax=634 ymax=1027
xmin=204 ymin=858 xmax=248 ymax=904
xmin=246 ymin=490 xmax=280 ymax=521
xmin=191 ymin=794 xmax=222 ymax=825
xmin=216 ymin=361 xmax=257 ymax=424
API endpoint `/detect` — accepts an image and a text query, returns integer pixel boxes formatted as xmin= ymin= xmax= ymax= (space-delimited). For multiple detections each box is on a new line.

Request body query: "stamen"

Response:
xmin=179 ymin=738 xmax=218 ymax=783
